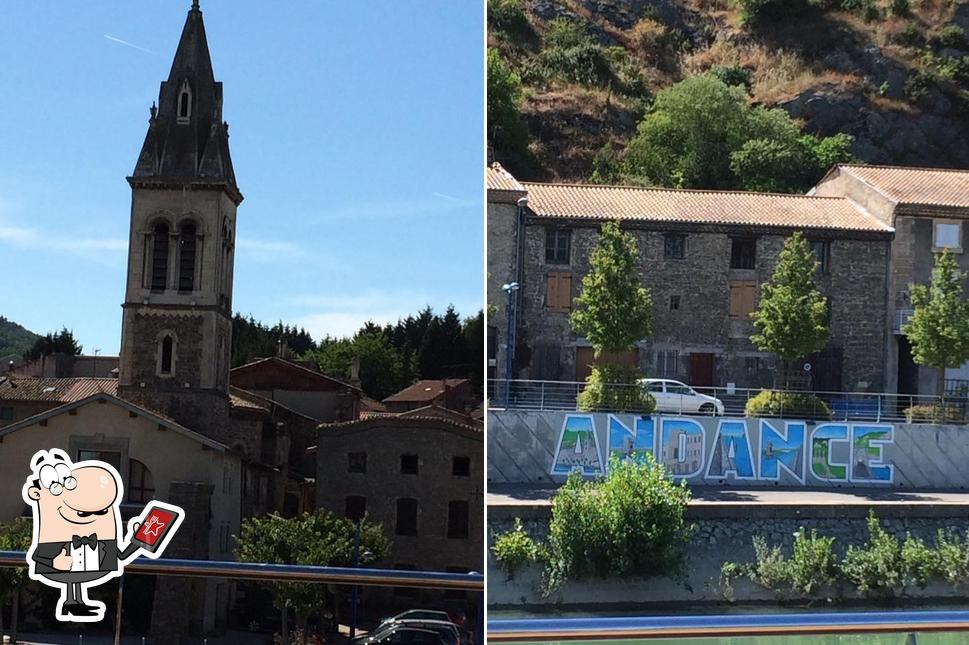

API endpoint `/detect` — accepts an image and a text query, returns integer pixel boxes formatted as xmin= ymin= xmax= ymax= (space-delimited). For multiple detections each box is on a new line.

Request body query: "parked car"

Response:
xmin=358 ymin=620 xmax=460 ymax=645
xmin=363 ymin=626 xmax=449 ymax=645
xmin=640 ymin=379 xmax=725 ymax=415
xmin=377 ymin=610 xmax=451 ymax=629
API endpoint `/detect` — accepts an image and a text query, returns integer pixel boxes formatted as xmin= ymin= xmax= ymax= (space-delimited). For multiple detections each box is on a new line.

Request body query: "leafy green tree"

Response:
xmin=902 ymin=249 xmax=969 ymax=396
xmin=487 ymin=48 xmax=530 ymax=172
xmin=571 ymin=221 xmax=652 ymax=354
xmin=0 ymin=518 xmax=31 ymax=641
xmin=623 ymin=76 xmax=853 ymax=192
xmin=236 ymin=510 xmax=390 ymax=644
xmin=571 ymin=221 xmax=653 ymax=411
xmin=750 ymin=232 xmax=829 ymax=382
xmin=313 ymin=329 xmax=405 ymax=400
xmin=23 ymin=327 xmax=82 ymax=361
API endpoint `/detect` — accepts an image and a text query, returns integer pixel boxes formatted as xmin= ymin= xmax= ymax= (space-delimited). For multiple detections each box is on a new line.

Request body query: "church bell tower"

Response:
xmin=118 ymin=1 xmax=242 ymax=434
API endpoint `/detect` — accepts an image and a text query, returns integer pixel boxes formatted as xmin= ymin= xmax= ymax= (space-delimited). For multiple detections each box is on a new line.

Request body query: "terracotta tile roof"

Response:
xmin=0 ymin=377 xmax=118 ymax=403
xmin=522 ymin=182 xmax=892 ymax=233
xmin=487 ymin=162 xmax=526 ymax=193
xmin=838 ymin=165 xmax=969 ymax=209
xmin=383 ymin=378 xmax=470 ymax=404
xmin=228 ymin=388 xmax=270 ymax=412
xmin=359 ymin=396 xmax=388 ymax=413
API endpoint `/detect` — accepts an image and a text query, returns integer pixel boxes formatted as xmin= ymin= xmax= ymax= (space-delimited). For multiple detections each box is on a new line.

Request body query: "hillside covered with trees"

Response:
xmin=0 ymin=317 xmax=40 ymax=358
xmin=489 ymin=0 xmax=969 ymax=186
xmin=232 ymin=307 xmax=484 ymax=400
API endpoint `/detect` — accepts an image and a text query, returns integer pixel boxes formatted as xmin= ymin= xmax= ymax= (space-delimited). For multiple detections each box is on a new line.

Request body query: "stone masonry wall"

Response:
xmin=517 ymin=219 xmax=890 ymax=391
xmin=488 ymin=506 xmax=969 ymax=607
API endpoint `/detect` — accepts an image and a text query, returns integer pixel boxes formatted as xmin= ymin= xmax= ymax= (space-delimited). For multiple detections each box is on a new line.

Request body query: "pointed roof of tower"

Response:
xmin=129 ymin=1 xmax=242 ymax=204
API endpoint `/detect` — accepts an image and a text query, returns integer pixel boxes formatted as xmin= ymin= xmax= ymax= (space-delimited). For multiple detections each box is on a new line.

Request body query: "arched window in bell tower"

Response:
xmin=177 ymin=79 xmax=192 ymax=123
xmin=178 ymin=221 xmax=197 ymax=293
xmin=150 ymin=222 xmax=170 ymax=292
xmin=159 ymin=334 xmax=175 ymax=376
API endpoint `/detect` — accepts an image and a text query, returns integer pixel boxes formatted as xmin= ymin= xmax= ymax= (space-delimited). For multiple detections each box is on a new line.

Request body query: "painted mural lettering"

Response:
xmin=759 ymin=420 xmax=806 ymax=483
xmin=551 ymin=414 xmax=603 ymax=476
xmin=608 ymin=414 xmax=654 ymax=465
xmin=811 ymin=423 xmax=850 ymax=482
xmin=705 ymin=420 xmax=755 ymax=480
xmin=659 ymin=418 xmax=704 ymax=477
xmin=549 ymin=414 xmax=895 ymax=485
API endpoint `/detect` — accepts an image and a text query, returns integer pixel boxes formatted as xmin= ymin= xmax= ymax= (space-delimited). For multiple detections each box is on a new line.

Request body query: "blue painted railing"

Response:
xmin=488 ymin=611 xmax=969 ymax=641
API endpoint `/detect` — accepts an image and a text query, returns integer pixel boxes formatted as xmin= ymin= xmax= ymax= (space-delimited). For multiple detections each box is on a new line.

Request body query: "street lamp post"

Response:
xmin=502 ymin=282 xmax=519 ymax=405
xmin=349 ymin=519 xmax=374 ymax=641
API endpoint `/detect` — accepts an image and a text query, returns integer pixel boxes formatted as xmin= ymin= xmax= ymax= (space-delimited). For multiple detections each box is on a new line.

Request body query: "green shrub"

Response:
xmin=544 ymin=456 xmax=691 ymax=591
xmin=841 ymin=513 xmax=903 ymax=596
xmin=492 ymin=518 xmax=543 ymax=578
xmin=578 ymin=364 xmax=655 ymax=413
xmin=863 ymin=2 xmax=881 ymax=21
xmin=905 ymin=68 xmax=937 ymax=101
xmin=900 ymin=533 xmax=937 ymax=588
xmin=710 ymin=64 xmax=753 ymax=92
xmin=744 ymin=390 xmax=833 ymax=420
xmin=898 ymin=23 xmax=923 ymax=47
xmin=889 ymin=0 xmax=910 ymax=16
xmin=738 ymin=0 xmax=810 ymax=25
xmin=939 ymin=24 xmax=967 ymax=49
xmin=545 ymin=18 xmax=589 ymax=50
xmin=933 ymin=529 xmax=969 ymax=586
xmin=732 ymin=529 xmax=838 ymax=596
xmin=488 ymin=0 xmax=533 ymax=40
xmin=903 ymin=403 xmax=966 ymax=424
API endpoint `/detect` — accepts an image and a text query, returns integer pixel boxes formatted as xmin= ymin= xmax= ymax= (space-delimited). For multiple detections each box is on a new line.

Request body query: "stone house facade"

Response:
xmin=488 ymin=164 xmax=895 ymax=393
xmin=314 ymin=416 xmax=483 ymax=609
xmin=813 ymin=165 xmax=969 ymax=396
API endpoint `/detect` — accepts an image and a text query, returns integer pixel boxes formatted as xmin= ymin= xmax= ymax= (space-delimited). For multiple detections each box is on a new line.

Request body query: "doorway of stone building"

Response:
xmin=689 ymin=353 xmax=714 ymax=387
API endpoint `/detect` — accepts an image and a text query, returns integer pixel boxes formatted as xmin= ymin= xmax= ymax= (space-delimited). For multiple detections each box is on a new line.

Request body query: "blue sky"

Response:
xmin=0 ymin=1 xmax=484 ymax=355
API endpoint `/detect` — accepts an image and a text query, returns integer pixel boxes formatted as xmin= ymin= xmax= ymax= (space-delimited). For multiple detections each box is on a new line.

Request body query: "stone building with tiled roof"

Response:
xmin=488 ymin=162 xmax=896 ymax=392
xmin=0 ymin=4 xmax=346 ymax=638
xmin=815 ymin=164 xmax=969 ymax=395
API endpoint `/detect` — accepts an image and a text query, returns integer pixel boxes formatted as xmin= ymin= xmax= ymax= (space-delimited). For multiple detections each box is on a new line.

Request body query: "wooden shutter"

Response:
xmin=729 ymin=281 xmax=758 ymax=319
xmin=547 ymin=272 xmax=572 ymax=312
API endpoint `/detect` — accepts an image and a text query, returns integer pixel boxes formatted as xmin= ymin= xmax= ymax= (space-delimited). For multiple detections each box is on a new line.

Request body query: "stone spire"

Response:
xmin=129 ymin=1 xmax=242 ymax=204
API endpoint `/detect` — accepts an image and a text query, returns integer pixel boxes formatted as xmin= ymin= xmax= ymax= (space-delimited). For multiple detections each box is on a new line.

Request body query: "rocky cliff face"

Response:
xmin=490 ymin=0 xmax=969 ymax=182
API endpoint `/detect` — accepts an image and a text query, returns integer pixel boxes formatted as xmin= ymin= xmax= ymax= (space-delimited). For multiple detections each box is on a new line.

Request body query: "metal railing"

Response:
xmin=487 ymin=379 xmax=969 ymax=424
xmin=0 ymin=551 xmax=483 ymax=643
xmin=488 ymin=610 xmax=969 ymax=641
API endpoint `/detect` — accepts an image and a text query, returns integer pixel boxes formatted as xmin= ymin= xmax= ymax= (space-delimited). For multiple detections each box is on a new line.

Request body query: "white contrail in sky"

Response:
xmin=103 ymin=34 xmax=156 ymax=55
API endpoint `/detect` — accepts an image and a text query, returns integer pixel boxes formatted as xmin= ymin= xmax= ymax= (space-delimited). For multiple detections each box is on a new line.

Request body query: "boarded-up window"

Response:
xmin=729 ymin=281 xmax=758 ymax=319
xmin=546 ymin=272 xmax=572 ymax=312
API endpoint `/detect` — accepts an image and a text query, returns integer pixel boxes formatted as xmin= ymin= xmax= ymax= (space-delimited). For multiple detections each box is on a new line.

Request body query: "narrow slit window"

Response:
xmin=160 ymin=336 xmax=174 ymax=375
xmin=177 ymin=79 xmax=192 ymax=121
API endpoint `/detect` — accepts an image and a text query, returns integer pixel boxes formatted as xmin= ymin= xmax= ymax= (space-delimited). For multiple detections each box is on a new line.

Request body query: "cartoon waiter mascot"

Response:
xmin=22 ymin=448 xmax=184 ymax=622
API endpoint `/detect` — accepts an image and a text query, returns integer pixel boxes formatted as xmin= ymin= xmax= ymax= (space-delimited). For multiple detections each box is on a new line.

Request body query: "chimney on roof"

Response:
xmin=350 ymin=356 xmax=361 ymax=389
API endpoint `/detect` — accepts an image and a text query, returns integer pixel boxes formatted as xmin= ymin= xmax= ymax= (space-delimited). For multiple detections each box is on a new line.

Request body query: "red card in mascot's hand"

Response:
xmin=132 ymin=506 xmax=182 ymax=553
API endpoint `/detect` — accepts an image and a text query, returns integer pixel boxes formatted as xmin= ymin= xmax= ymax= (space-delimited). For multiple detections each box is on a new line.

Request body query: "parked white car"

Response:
xmin=640 ymin=379 xmax=725 ymax=416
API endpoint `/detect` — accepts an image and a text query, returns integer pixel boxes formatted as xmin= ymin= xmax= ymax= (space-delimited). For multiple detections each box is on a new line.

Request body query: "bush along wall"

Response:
xmin=721 ymin=512 xmax=969 ymax=603
xmin=492 ymin=455 xmax=692 ymax=594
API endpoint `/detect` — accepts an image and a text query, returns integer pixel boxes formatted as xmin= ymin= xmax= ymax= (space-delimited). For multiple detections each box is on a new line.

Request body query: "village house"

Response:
xmin=487 ymin=162 xmax=895 ymax=393
xmin=813 ymin=165 xmax=969 ymax=396
xmin=382 ymin=378 xmax=476 ymax=414
xmin=312 ymin=415 xmax=483 ymax=612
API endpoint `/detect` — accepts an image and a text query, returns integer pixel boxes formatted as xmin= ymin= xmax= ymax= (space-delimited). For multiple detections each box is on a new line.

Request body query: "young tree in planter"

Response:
xmin=750 ymin=232 xmax=829 ymax=389
xmin=0 ymin=518 xmax=31 ymax=642
xmin=236 ymin=510 xmax=390 ymax=645
xmin=902 ymin=249 xmax=969 ymax=397
xmin=570 ymin=220 xmax=654 ymax=412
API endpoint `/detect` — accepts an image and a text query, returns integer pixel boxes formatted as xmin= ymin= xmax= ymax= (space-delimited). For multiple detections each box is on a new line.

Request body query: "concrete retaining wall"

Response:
xmin=488 ymin=410 xmax=969 ymax=489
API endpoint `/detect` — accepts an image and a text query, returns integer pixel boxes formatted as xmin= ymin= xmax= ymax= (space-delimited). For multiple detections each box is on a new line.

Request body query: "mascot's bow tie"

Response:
xmin=72 ymin=534 xmax=97 ymax=549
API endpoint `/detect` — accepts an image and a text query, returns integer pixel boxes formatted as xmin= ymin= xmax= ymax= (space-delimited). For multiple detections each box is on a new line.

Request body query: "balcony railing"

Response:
xmin=487 ymin=379 xmax=969 ymax=424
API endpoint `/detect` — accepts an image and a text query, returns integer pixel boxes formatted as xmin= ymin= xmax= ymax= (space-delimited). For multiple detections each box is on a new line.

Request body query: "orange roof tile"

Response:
xmin=487 ymin=162 xmax=526 ymax=193
xmin=522 ymin=182 xmax=892 ymax=233
xmin=0 ymin=377 xmax=117 ymax=403
xmin=838 ymin=165 xmax=969 ymax=209
xmin=383 ymin=378 xmax=470 ymax=404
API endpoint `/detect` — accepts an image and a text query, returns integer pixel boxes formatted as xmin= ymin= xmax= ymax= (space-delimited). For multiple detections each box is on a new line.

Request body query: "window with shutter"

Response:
xmin=546 ymin=272 xmax=572 ymax=312
xmin=729 ymin=281 xmax=757 ymax=319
